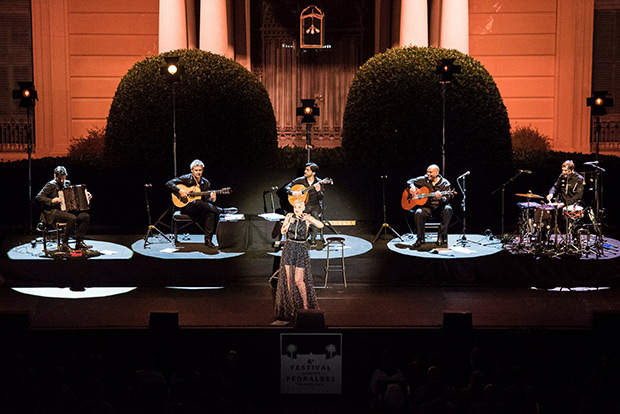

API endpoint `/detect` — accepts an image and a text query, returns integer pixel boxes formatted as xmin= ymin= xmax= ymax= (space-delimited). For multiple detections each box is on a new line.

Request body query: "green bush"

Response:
xmin=342 ymin=46 xmax=511 ymax=173
xmin=105 ymin=49 xmax=277 ymax=170
xmin=511 ymin=125 xmax=551 ymax=152
xmin=67 ymin=126 xmax=105 ymax=167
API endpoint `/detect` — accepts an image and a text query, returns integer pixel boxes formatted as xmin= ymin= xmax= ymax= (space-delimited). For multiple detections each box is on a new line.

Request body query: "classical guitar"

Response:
xmin=287 ymin=177 xmax=333 ymax=206
xmin=172 ymin=184 xmax=233 ymax=208
xmin=401 ymin=186 xmax=456 ymax=210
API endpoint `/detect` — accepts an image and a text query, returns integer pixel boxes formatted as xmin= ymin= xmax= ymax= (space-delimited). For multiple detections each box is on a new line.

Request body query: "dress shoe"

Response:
xmin=413 ymin=239 xmax=424 ymax=248
xmin=222 ymin=207 xmax=238 ymax=214
xmin=61 ymin=243 xmax=74 ymax=253
xmin=436 ymin=237 xmax=447 ymax=247
xmin=75 ymin=241 xmax=92 ymax=250
xmin=204 ymin=239 xmax=217 ymax=249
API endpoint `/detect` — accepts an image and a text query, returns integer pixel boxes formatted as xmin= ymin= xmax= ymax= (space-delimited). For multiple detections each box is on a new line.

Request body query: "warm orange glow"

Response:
xmin=595 ymin=97 xmax=604 ymax=106
xmin=23 ymin=90 xmax=30 ymax=98
xmin=304 ymin=107 xmax=313 ymax=115
xmin=167 ymin=64 xmax=178 ymax=75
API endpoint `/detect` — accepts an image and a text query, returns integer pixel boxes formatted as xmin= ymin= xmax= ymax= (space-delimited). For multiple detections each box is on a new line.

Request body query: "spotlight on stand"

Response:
xmin=436 ymin=58 xmax=461 ymax=83
xmin=296 ymin=99 xmax=320 ymax=162
xmin=12 ymin=81 xmax=38 ymax=107
xmin=160 ymin=56 xmax=183 ymax=83
xmin=160 ymin=56 xmax=184 ymax=176
xmin=435 ymin=59 xmax=461 ymax=174
xmin=587 ymin=91 xmax=614 ymax=160
xmin=12 ymin=81 xmax=38 ymax=233
xmin=587 ymin=91 xmax=613 ymax=117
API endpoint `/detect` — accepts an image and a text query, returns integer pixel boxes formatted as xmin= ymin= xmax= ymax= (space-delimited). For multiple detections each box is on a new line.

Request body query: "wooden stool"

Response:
xmin=324 ymin=237 xmax=347 ymax=287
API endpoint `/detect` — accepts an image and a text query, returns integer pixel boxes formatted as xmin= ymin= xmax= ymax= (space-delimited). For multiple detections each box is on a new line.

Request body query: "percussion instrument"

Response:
xmin=59 ymin=184 xmax=90 ymax=211
xmin=517 ymin=202 xmax=541 ymax=209
xmin=564 ymin=204 xmax=584 ymax=219
xmin=515 ymin=192 xmax=544 ymax=200
xmin=534 ymin=204 xmax=557 ymax=227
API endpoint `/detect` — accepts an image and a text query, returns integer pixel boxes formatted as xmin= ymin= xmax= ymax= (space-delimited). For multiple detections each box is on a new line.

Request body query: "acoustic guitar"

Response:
xmin=401 ymin=186 xmax=455 ymax=210
xmin=172 ymin=184 xmax=232 ymax=208
xmin=287 ymin=177 xmax=333 ymax=206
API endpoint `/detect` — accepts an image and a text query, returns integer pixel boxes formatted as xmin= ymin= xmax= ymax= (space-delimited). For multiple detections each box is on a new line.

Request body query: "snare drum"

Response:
xmin=564 ymin=204 xmax=584 ymax=219
xmin=534 ymin=205 xmax=556 ymax=226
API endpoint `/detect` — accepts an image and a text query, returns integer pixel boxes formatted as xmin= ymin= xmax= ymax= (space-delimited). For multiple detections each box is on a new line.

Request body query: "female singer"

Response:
xmin=274 ymin=199 xmax=324 ymax=322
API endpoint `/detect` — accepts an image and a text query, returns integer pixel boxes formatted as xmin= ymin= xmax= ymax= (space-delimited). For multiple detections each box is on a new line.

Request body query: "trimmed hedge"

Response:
xmin=105 ymin=49 xmax=277 ymax=170
xmin=342 ymin=46 xmax=511 ymax=174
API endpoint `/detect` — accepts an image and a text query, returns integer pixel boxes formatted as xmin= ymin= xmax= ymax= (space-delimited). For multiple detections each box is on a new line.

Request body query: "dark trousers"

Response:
xmin=182 ymin=200 xmax=222 ymax=238
xmin=413 ymin=205 xmax=453 ymax=241
xmin=53 ymin=210 xmax=90 ymax=243
xmin=305 ymin=203 xmax=322 ymax=240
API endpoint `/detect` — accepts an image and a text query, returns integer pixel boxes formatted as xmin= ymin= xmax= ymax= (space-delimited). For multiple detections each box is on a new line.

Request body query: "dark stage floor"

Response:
xmin=2 ymin=225 xmax=620 ymax=331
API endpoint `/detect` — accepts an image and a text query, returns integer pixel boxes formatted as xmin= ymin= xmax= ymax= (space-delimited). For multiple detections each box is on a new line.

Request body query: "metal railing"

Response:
xmin=0 ymin=118 xmax=31 ymax=152
xmin=592 ymin=113 xmax=620 ymax=152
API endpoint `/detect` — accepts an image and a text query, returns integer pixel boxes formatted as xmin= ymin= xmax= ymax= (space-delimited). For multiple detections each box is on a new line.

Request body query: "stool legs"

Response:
xmin=324 ymin=240 xmax=346 ymax=288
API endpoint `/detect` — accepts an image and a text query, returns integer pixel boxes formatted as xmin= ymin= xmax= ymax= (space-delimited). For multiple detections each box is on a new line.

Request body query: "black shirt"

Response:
xmin=406 ymin=175 xmax=453 ymax=209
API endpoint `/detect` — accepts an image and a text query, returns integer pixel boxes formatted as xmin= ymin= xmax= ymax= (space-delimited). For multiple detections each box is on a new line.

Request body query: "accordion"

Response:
xmin=59 ymin=184 xmax=90 ymax=211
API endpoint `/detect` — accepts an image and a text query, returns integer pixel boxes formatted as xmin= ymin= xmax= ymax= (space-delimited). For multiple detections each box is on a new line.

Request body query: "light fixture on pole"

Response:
xmin=435 ymin=58 xmax=461 ymax=175
xmin=296 ymin=98 xmax=320 ymax=162
xmin=586 ymin=91 xmax=613 ymax=161
xmin=160 ymin=56 xmax=184 ymax=176
xmin=12 ymin=81 xmax=38 ymax=233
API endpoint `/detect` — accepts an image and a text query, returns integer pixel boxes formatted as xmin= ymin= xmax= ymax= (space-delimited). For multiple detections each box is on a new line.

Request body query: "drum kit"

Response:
xmin=513 ymin=191 xmax=595 ymax=257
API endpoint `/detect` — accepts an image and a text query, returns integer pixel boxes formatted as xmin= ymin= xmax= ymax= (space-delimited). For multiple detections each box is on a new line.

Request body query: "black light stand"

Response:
xmin=161 ymin=56 xmax=183 ymax=176
xmin=12 ymin=81 xmax=38 ymax=233
xmin=372 ymin=175 xmax=403 ymax=243
xmin=297 ymin=99 xmax=320 ymax=162
xmin=586 ymin=90 xmax=613 ymax=161
xmin=436 ymin=59 xmax=461 ymax=174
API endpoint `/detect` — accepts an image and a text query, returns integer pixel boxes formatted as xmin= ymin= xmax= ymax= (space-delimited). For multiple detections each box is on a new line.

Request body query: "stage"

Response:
xmin=1 ymin=226 xmax=620 ymax=331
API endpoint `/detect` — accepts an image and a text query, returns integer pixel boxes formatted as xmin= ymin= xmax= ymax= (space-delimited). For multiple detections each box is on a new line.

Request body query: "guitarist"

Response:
xmin=407 ymin=164 xmax=453 ymax=248
xmin=284 ymin=162 xmax=325 ymax=246
xmin=166 ymin=159 xmax=237 ymax=249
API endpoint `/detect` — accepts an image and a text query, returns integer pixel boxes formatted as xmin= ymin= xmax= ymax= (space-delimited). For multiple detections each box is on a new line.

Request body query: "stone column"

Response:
xmin=159 ymin=0 xmax=189 ymax=53
xmin=399 ymin=0 xmax=429 ymax=47
xmin=440 ymin=0 xmax=469 ymax=54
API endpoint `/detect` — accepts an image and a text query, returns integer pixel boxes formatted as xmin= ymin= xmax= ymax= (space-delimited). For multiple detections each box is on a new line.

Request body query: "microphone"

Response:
xmin=263 ymin=186 xmax=278 ymax=193
xmin=457 ymin=171 xmax=470 ymax=179
xmin=584 ymin=161 xmax=599 ymax=166
xmin=518 ymin=170 xmax=532 ymax=174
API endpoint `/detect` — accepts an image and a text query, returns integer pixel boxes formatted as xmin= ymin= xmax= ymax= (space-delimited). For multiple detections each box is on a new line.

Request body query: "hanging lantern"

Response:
xmin=300 ymin=5 xmax=324 ymax=49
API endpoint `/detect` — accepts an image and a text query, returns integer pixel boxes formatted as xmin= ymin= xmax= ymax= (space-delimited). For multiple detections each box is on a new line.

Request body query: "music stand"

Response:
xmin=372 ymin=175 xmax=404 ymax=243
xmin=143 ymin=184 xmax=173 ymax=247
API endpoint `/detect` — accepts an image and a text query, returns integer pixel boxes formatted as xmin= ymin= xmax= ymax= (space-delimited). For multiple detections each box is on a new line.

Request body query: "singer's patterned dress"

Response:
xmin=274 ymin=218 xmax=318 ymax=321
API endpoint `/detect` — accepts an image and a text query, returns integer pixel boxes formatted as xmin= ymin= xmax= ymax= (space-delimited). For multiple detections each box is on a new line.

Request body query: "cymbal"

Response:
xmin=515 ymin=192 xmax=544 ymax=199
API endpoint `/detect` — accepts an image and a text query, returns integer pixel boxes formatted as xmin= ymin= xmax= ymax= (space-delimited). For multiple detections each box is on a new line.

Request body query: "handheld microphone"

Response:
xmin=518 ymin=170 xmax=532 ymax=174
xmin=457 ymin=171 xmax=470 ymax=179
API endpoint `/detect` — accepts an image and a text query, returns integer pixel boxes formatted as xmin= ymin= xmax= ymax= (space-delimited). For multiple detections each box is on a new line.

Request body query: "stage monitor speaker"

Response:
xmin=0 ymin=313 xmax=30 ymax=332
xmin=443 ymin=312 xmax=472 ymax=331
xmin=149 ymin=312 xmax=179 ymax=330
xmin=295 ymin=309 xmax=326 ymax=330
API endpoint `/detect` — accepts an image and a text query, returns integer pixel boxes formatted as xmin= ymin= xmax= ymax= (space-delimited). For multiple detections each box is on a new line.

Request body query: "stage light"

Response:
xmin=12 ymin=81 xmax=38 ymax=107
xmin=160 ymin=56 xmax=183 ymax=83
xmin=587 ymin=91 xmax=613 ymax=116
xmin=296 ymin=99 xmax=320 ymax=124
xmin=436 ymin=58 xmax=461 ymax=83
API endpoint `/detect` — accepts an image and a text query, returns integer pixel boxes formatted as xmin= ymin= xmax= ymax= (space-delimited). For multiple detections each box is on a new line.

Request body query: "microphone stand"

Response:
xmin=456 ymin=174 xmax=480 ymax=246
xmin=491 ymin=171 xmax=526 ymax=236
xmin=143 ymin=184 xmax=173 ymax=247
xmin=372 ymin=175 xmax=403 ymax=243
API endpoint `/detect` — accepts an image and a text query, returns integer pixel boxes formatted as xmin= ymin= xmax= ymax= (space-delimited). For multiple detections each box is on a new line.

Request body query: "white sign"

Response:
xmin=280 ymin=333 xmax=342 ymax=394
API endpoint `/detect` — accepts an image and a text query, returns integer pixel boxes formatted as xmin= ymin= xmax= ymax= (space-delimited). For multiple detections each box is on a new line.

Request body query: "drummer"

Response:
xmin=546 ymin=160 xmax=584 ymax=206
